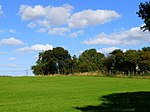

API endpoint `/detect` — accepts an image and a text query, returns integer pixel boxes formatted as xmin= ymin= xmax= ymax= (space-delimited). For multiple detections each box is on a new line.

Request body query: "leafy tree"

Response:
xmin=123 ymin=50 xmax=140 ymax=75
xmin=142 ymin=46 xmax=150 ymax=52
xmin=110 ymin=49 xmax=124 ymax=74
xmin=137 ymin=1 xmax=150 ymax=31
xmin=103 ymin=49 xmax=141 ymax=75
xmin=102 ymin=55 xmax=115 ymax=74
xmin=78 ymin=49 xmax=104 ymax=72
xmin=72 ymin=55 xmax=79 ymax=73
xmin=138 ymin=47 xmax=150 ymax=74
xmin=32 ymin=47 xmax=73 ymax=75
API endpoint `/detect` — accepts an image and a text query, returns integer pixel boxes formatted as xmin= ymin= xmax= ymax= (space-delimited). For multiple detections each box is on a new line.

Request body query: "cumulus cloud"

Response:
xmin=19 ymin=4 xmax=73 ymax=26
xmin=19 ymin=4 xmax=121 ymax=37
xmin=37 ymin=19 xmax=50 ymax=28
xmin=19 ymin=5 xmax=46 ymax=20
xmin=83 ymin=26 xmax=150 ymax=46
xmin=69 ymin=30 xmax=84 ymax=38
xmin=69 ymin=9 xmax=120 ymax=28
xmin=0 ymin=5 xmax=3 ymax=16
xmin=98 ymin=47 xmax=120 ymax=54
xmin=16 ymin=44 xmax=53 ymax=53
xmin=27 ymin=22 xmax=37 ymax=28
xmin=48 ymin=27 xmax=70 ymax=36
xmin=37 ymin=28 xmax=47 ymax=33
xmin=0 ymin=37 xmax=24 ymax=46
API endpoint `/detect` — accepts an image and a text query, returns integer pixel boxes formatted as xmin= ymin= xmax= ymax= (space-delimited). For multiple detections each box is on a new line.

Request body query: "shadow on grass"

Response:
xmin=75 ymin=91 xmax=150 ymax=112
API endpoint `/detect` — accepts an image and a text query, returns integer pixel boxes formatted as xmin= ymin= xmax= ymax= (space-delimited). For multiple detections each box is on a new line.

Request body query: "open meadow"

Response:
xmin=0 ymin=76 xmax=150 ymax=112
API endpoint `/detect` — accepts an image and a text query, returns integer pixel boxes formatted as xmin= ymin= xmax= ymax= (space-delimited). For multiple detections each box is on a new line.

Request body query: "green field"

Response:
xmin=0 ymin=76 xmax=150 ymax=112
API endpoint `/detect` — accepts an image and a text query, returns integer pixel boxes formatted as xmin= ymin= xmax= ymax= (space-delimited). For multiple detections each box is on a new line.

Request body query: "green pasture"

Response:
xmin=0 ymin=76 xmax=150 ymax=112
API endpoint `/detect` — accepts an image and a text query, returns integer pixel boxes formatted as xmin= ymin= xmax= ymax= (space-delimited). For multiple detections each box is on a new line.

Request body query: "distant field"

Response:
xmin=0 ymin=76 xmax=150 ymax=112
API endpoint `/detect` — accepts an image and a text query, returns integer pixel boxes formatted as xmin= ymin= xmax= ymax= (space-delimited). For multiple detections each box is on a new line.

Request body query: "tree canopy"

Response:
xmin=137 ymin=1 xmax=150 ymax=31
xmin=32 ymin=46 xmax=150 ymax=76
xmin=32 ymin=47 xmax=73 ymax=75
xmin=78 ymin=48 xmax=104 ymax=72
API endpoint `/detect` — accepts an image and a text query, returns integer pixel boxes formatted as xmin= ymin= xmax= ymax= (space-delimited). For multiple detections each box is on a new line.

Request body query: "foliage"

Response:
xmin=103 ymin=47 xmax=150 ymax=75
xmin=137 ymin=1 xmax=150 ymax=31
xmin=32 ymin=46 xmax=150 ymax=76
xmin=78 ymin=48 xmax=104 ymax=72
xmin=32 ymin=47 xmax=73 ymax=75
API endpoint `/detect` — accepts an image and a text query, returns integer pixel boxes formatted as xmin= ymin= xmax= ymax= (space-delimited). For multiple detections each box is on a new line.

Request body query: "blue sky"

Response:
xmin=0 ymin=0 xmax=149 ymax=76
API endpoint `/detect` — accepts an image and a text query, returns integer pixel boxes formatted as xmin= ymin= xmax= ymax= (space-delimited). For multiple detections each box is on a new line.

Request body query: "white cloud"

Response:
xmin=0 ymin=37 xmax=24 ymax=46
xmin=19 ymin=5 xmax=46 ymax=20
xmin=8 ymin=57 xmax=16 ymax=61
xmin=19 ymin=4 xmax=73 ymax=26
xmin=48 ymin=27 xmax=70 ymax=36
xmin=0 ymin=51 xmax=7 ymax=54
xmin=77 ymin=50 xmax=84 ymax=55
xmin=27 ymin=22 xmax=37 ymax=28
xmin=0 ymin=5 xmax=3 ymax=16
xmin=37 ymin=28 xmax=47 ymax=33
xmin=37 ymin=19 xmax=50 ymax=28
xmin=16 ymin=44 xmax=53 ymax=53
xmin=69 ymin=30 xmax=84 ymax=38
xmin=83 ymin=26 xmax=150 ymax=46
xmin=45 ymin=4 xmax=73 ymax=26
xmin=19 ymin=4 xmax=121 ymax=37
xmin=69 ymin=9 xmax=120 ymax=28
xmin=98 ymin=47 xmax=120 ymax=54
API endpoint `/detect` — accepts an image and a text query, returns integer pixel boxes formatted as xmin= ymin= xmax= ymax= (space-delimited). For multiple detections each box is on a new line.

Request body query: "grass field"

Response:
xmin=0 ymin=76 xmax=150 ymax=112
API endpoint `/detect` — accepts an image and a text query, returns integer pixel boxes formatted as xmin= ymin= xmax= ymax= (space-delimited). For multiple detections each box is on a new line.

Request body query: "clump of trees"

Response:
xmin=103 ymin=47 xmax=150 ymax=75
xmin=32 ymin=47 xmax=105 ymax=75
xmin=32 ymin=46 xmax=150 ymax=76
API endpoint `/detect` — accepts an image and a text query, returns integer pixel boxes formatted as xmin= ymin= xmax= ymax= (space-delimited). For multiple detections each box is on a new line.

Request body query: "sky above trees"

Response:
xmin=0 ymin=0 xmax=150 ymax=76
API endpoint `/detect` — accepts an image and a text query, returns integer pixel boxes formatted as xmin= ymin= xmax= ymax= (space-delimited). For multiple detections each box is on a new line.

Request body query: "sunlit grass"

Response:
xmin=0 ymin=76 xmax=150 ymax=112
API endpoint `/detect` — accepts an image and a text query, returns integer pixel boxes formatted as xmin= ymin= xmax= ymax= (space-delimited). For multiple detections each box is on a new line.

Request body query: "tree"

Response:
xmin=32 ymin=47 xmax=73 ymax=75
xmin=138 ymin=47 xmax=150 ymax=74
xmin=78 ymin=49 xmax=104 ymax=72
xmin=142 ymin=46 xmax=150 ymax=52
xmin=137 ymin=1 xmax=150 ymax=31
xmin=110 ymin=49 xmax=124 ymax=74
xmin=103 ymin=49 xmax=141 ymax=75
xmin=122 ymin=50 xmax=140 ymax=75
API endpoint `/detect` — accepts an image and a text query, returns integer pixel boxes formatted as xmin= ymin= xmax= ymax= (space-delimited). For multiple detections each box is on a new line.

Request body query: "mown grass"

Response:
xmin=0 ymin=76 xmax=150 ymax=112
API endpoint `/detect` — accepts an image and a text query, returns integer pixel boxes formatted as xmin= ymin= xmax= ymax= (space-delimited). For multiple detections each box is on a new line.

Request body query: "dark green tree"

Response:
xmin=32 ymin=47 xmax=73 ymax=75
xmin=78 ymin=49 xmax=104 ymax=72
xmin=122 ymin=50 xmax=140 ymax=75
xmin=138 ymin=47 xmax=150 ymax=74
xmin=142 ymin=46 xmax=150 ymax=52
xmin=137 ymin=1 xmax=150 ymax=31
xmin=102 ymin=55 xmax=115 ymax=74
xmin=103 ymin=49 xmax=141 ymax=75
xmin=110 ymin=49 xmax=124 ymax=74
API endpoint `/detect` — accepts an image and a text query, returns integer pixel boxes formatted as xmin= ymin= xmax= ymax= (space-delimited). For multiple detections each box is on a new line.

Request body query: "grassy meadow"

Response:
xmin=0 ymin=76 xmax=150 ymax=112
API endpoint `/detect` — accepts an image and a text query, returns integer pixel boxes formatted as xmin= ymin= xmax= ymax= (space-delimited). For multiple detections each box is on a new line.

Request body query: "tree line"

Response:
xmin=31 ymin=46 xmax=150 ymax=76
